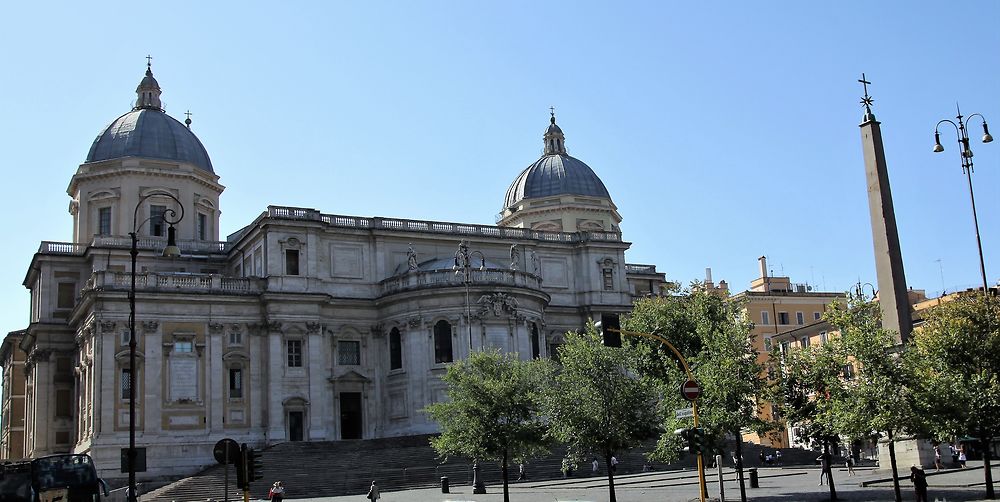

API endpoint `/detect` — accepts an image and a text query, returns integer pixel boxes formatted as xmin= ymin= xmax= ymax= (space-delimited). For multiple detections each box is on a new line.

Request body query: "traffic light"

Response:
xmin=599 ymin=314 xmax=621 ymax=347
xmin=690 ymin=427 xmax=707 ymax=454
xmin=246 ymin=447 xmax=264 ymax=482
xmin=236 ymin=444 xmax=248 ymax=489
xmin=674 ymin=427 xmax=693 ymax=455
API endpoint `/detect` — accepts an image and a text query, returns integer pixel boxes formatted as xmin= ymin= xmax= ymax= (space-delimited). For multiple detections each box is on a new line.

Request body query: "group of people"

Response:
xmin=756 ymin=449 xmax=783 ymax=466
xmin=933 ymin=443 xmax=968 ymax=471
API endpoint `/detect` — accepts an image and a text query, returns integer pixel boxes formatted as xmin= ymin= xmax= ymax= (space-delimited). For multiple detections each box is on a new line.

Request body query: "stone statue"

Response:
xmin=407 ymin=243 xmax=418 ymax=270
xmin=509 ymin=244 xmax=520 ymax=270
xmin=530 ymin=249 xmax=540 ymax=275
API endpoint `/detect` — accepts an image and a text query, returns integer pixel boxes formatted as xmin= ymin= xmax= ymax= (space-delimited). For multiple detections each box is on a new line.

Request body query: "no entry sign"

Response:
xmin=680 ymin=379 xmax=701 ymax=401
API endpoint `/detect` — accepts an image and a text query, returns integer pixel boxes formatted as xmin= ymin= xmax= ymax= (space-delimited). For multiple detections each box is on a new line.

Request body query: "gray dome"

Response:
xmin=503 ymin=154 xmax=611 ymax=209
xmin=85 ymin=109 xmax=214 ymax=173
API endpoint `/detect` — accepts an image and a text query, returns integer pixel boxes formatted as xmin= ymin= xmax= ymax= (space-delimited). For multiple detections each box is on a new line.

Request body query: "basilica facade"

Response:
xmin=0 ymin=65 xmax=668 ymax=481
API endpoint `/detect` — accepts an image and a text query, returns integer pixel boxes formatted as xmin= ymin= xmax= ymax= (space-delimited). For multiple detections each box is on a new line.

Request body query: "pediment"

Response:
xmin=329 ymin=370 xmax=371 ymax=383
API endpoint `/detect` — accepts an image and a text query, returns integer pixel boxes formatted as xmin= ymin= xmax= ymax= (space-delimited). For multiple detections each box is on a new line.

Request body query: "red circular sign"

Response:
xmin=680 ymin=380 xmax=701 ymax=401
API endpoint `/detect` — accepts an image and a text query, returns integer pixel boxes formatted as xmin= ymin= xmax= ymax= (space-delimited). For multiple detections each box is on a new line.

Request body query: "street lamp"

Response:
xmin=453 ymin=240 xmax=486 ymax=354
xmin=452 ymin=240 xmax=487 ymax=494
xmin=128 ymin=194 xmax=183 ymax=502
xmin=933 ymin=106 xmax=992 ymax=294
xmin=934 ymin=106 xmax=995 ymax=501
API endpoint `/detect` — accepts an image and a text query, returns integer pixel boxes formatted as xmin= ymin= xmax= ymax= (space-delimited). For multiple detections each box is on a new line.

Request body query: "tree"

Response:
xmin=825 ymin=293 xmax=916 ymax=502
xmin=543 ymin=327 xmax=662 ymax=502
xmin=423 ymin=349 xmax=554 ymax=502
xmin=905 ymin=292 xmax=1000 ymax=500
xmin=773 ymin=333 xmax=847 ymax=501
xmin=625 ymin=287 xmax=770 ymax=501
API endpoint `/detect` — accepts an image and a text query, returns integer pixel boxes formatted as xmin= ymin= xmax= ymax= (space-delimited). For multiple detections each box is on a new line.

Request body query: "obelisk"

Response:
xmin=858 ymin=74 xmax=913 ymax=343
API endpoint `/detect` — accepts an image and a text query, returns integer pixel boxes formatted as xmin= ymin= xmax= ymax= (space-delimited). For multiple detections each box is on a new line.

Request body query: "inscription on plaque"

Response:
xmin=170 ymin=358 xmax=198 ymax=401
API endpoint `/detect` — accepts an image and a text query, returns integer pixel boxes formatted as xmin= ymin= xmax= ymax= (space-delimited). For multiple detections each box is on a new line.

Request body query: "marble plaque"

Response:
xmin=169 ymin=358 xmax=198 ymax=401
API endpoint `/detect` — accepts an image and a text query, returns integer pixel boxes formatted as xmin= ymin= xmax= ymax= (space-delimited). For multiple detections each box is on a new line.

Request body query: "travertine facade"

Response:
xmin=0 ymin=66 xmax=668 ymax=482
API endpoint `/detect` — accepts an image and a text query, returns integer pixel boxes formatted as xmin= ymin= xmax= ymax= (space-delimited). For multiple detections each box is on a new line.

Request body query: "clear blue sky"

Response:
xmin=1 ymin=2 xmax=998 ymax=337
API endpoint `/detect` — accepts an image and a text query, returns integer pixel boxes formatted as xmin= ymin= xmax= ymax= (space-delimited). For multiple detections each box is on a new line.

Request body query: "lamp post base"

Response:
xmin=472 ymin=463 xmax=486 ymax=494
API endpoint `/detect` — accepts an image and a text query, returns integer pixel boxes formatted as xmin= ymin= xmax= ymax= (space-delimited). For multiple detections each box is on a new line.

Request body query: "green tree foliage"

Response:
xmin=824 ymin=293 xmax=914 ymax=502
xmin=423 ymin=349 xmax=554 ymax=502
xmin=624 ymin=287 xmax=770 ymax=461
xmin=904 ymin=292 xmax=1000 ymax=499
xmin=543 ymin=327 xmax=661 ymax=502
xmin=773 ymin=333 xmax=847 ymax=446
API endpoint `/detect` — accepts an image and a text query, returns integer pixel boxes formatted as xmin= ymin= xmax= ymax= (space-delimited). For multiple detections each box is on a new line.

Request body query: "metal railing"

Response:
xmin=85 ymin=270 xmax=264 ymax=295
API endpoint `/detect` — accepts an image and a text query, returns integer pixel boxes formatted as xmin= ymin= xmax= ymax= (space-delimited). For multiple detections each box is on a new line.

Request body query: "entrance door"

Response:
xmin=288 ymin=411 xmax=304 ymax=441
xmin=340 ymin=392 xmax=362 ymax=439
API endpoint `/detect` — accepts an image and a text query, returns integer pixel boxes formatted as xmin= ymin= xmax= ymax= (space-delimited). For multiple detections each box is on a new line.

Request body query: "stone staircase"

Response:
xmin=139 ymin=435 xmax=827 ymax=502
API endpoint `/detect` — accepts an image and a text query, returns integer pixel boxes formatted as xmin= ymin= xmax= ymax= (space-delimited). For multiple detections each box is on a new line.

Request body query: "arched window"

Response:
xmin=433 ymin=320 xmax=453 ymax=364
xmin=389 ymin=328 xmax=403 ymax=370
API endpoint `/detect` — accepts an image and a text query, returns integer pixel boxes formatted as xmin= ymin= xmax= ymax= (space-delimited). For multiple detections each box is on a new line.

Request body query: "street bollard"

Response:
xmin=441 ymin=476 xmax=449 ymax=493
xmin=748 ymin=467 xmax=759 ymax=488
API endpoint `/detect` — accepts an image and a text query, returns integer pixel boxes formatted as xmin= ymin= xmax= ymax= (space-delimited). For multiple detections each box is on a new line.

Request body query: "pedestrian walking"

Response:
xmin=592 ymin=458 xmax=599 ymax=476
xmin=732 ymin=451 xmax=742 ymax=470
xmin=949 ymin=443 xmax=959 ymax=466
xmin=366 ymin=481 xmax=380 ymax=501
xmin=958 ymin=448 xmax=967 ymax=468
xmin=846 ymin=456 xmax=856 ymax=476
xmin=775 ymin=450 xmax=782 ymax=465
xmin=817 ymin=453 xmax=832 ymax=485
xmin=610 ymin=455 xmax=618 ymax=474
xmin=933 ymin=445 xmax=942 ymax=471
xmin=268 ymin=481 xmax=285 ymax=502
xmin=517 ymin=463 xmax=526 ymax=481
xmin=910 ymin=465 xmax=928 ymax=502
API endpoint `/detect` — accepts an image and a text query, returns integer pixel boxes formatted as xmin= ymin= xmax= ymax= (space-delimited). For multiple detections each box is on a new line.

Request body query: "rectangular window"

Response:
xmin=55 ymin=389 xmax=72 ymax=418
xmin=602 ymin=269 xmax=614 ymax=291
xmin=338 ymin=341 xmax=361 ymax=366
xmin=98 ymin=207 xmax=112 ymax=235
xmin=843 ymin=364 xmax=855 ymax=380
xmin=763 ymin=337 xmax=773 ymax=352
xmin=796 ymin=312 xmax=804 ymax=325
xmin=801 ymin=336 xmax=810 ymax=347
xmin=761 ymin=311 xmax=770 ymax=325
xmin=778 ymin=312 xmax=789 ymax=325
xmin=121 ymin=368 xmax=132 ymax=399
xmin=197 ymin=213 xmax=208 ymax=240
xmin=389 ymin=329 xmax=402 ymax=370
xmin=814 ymin=312 xmax=822 ymax=321
xmin=287 ymin=339 xmax=302 ymax=367
xmin=285 ymin=249 xmax=300 ymax=276
xmin=820 ymin=331 xmax=828 ymax=344
xmin=229 ymin=368 xmax=243 ymax=398
xmin=229 ymin=331 xmax=243 ymax=345
xmin=174 ymin=341 xmax=193 ymax=353
xmin=57 ymin=283 xmax=76 ymax=309
xmin=150 ymin=205 xmax=166 ymax=237
xmin=780 ymin=341 xmax=790 ymax=354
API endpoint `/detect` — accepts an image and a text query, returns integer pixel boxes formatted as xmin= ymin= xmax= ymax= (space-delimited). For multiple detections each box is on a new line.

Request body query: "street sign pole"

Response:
xmin=224 ymin=448 xmax=229 ymax=502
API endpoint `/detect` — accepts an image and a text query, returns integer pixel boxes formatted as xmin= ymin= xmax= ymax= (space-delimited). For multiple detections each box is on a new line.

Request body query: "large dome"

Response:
xmin=503 ymin=154 xmax=610 ymax=209
xmin=503 ymin=113 xmax=610 ymax=210
xmin=86 ymin=109 xmax=214 ymax=173
xmin=85 ymin=64 xmax=214 ymax=173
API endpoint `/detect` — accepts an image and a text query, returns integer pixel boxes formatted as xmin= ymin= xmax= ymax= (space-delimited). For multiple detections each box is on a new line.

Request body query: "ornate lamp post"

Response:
xmin=453 ymin=240 xmax=486 ymax=354
xmin=933 ymin=107 xmax=992 ymax=294
xmin=934 ymin=107 xmax=994 ymax=500
xmin=452 ymin=240 xmax=487 ymax=494
xmin=128 ymin=194 xmax=183 ymax=502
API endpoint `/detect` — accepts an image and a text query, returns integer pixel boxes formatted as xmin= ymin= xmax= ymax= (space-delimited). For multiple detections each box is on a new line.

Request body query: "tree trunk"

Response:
xmin=887 ymin=429 xmax=901 ymax=502
xmin=824 ymin=438 xmax=838 ymax=501
xmin=981 ymin=429 xmax=995 ymax=500
xmin=502 ymin=449 xmax=510 ymax=502
xmin=606 ymin=452 xmax=617 ymax=502
xmin=735 ymin=432 xmax=747 ymax=502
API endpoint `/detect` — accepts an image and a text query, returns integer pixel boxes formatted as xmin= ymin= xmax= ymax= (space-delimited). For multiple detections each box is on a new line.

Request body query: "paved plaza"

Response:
xmin=289 ymin=463 xmax=1000 ymax=502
